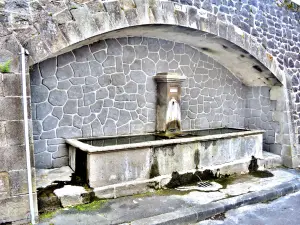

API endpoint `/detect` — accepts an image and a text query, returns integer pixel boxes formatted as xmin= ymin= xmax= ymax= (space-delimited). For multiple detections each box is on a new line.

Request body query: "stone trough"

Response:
xmin=66 ymin=128 xmax=264 ymax=197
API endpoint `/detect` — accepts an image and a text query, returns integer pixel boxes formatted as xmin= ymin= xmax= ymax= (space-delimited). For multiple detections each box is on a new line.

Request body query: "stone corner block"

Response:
xmin=54 ymin=185 xmax=90 ymax=207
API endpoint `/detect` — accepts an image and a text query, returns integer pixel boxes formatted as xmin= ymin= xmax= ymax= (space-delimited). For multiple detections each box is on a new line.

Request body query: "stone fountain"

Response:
xmin=154 ymin=73 xmax=187 ymax=135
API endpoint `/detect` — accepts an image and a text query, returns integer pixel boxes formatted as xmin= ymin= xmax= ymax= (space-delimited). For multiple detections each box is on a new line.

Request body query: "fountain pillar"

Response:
xmin=154 ymin=73 xmax=187 ymax=134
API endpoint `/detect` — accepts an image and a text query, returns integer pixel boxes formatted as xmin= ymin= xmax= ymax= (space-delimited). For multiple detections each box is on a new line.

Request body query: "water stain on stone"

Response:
xmin=149 ymin=157 xmax=160 ymax=178
xmin=194 ymin=149 xmax=200 ymax=169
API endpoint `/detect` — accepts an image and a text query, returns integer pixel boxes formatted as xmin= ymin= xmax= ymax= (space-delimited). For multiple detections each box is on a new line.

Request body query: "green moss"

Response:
xmin=277 ymin=0 xmax=300 ymax=12
xmin=73 ymin=199 xmax=108 ymax=211
xmin=0 ymin=60 xmax=11 ymax=73
xmin=133 ymin=188 xmax=191 ymax=198
xmin=39 ymin=210 xmax=58 ymax=221
xmin=213 ymin=174 xmax=238 ymax=189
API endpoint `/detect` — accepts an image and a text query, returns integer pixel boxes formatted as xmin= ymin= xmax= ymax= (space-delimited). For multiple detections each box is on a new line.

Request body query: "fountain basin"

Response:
xmin=66 ymin=128 xmax=264 ymax=189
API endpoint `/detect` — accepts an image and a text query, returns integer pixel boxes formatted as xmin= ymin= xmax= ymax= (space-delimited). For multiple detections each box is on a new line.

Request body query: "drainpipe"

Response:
xmin=21 ymin=46 xmax=36 ymax=224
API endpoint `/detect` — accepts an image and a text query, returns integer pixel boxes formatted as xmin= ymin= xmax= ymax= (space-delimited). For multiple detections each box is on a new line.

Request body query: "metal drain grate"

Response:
xmin=197 ymin=181 xmax=212 ymax=187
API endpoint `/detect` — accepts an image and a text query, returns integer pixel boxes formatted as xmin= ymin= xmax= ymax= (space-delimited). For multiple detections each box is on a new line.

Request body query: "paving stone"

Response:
xmin=142 ymin=58 xmax=156 ymax=76
xmin=57 ymin=80 xmax=72 ymax=90
xmin=156 ymin=61 xmax=169 ymax=73
xmin=40 ymin=130 xmax=56 ymax=139
xmin=63 ymin=100 xmax=78 ymax=114
xmin=73 ymin=45 xmax=94 ymax=62
xmin=130 ymin=71 xmax=146 ymax=83
xmin=98 ymin=75 xmax=111 ymax=86
xmin=43 ymin=115 xmax=59 ymax=131
xmin=34 ymin=140 xmax=47 ymax=154
xmin=57 ymin=52 xmax=75 ymax=67
xmin=54 ymin=185 xmax=89 ymax=207
xmin=56 ymin=65 xmax=73 ymax=81
xmin=36 ymin=102 xmax=53 ymax=120
xmin=130 ymin=59 xmax=142 ymax=70
xmin=103 ymin=119 xmax=117 ymax=135
xmin=59 ymin=115 xmax=73 ymax=126
xmin=135 ymin=46 xmax=148 ymax=59
xmin=160 ymin=39 xmax=174 ymax=51
xmin=52 ymin=107 xmax=63 ymax=120
xmin=39 ymin=57 xmax=56 ymax=78
xmin=123 ymin=46 xmax=135 ymax=64
xmin=31 ymin=85 xmax=49 ymax=103
xmin=35 ymin=152 xmax=52 ymax=169
xmin=124 ymin=81 xmax=137 ymax=93
xmin=43 ymin=77 xmax=57 ymax=90
xmin=91 ymin=100 xmax=103 ymax=113
xmin=71 ymin=62 xmax=90 ymax=77
xmin=84 ymin=92 xmax=96 ymax=106
xmin=147 ymin=38 xmax=160 ymax=52
xmin=111 ymin=73 xmax=126 ymax=86
xmin=108 ymin=108 xmax=119 ymax=121
xmin=103 ymin=56 xmax=115 ymax=67
xmin=49 ymin=90 xmax=68 ymax=106
xmin=78 ymin=106 xmax=91 ymax=117
xmin=68 ymin=86 xmax=83 ymax=99
xmin=56 ymin=127 xmax=82 ymax=138
xmin=106 ymin=39 xmax=122 ymax=56
xmin=90 ymin=40 xmax=107 ymax=53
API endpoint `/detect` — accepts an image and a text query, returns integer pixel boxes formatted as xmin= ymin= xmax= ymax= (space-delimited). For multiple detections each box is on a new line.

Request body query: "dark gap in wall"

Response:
xmin=253 ymin=65 xmax=263 ymax=72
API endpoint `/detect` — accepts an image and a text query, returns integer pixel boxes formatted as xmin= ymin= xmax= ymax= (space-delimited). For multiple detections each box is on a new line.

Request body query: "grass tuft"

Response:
xmin=0 ymin=60 xmax=11 ymax=73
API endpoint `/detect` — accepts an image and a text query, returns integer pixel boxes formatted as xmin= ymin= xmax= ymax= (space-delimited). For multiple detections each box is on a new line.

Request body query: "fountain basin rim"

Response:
xmin=66 ymin=129 xmax=265 ymax=154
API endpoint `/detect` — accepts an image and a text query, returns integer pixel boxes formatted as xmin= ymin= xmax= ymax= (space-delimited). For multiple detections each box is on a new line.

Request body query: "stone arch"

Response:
xmin=3 ymin=0 xmax=299 ymax=167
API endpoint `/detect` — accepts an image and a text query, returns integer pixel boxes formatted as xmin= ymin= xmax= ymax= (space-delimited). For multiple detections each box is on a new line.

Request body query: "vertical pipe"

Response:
xmin=21 ymin=46 xmax=36 ymax=224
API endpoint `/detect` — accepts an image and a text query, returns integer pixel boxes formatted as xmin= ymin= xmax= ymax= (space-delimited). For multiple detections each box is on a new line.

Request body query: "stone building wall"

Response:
xmin=31 ymin=36 xmax=278 ymax=169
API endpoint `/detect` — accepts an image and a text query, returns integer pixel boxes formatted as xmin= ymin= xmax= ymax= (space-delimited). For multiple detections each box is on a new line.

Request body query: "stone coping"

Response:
xmin=66 ymin=129 xmax=264 ymax=154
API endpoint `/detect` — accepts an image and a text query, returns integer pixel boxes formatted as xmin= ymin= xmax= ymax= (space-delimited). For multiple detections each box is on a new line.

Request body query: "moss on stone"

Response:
xmin=39 ymin=210 xmax=58 ymax=221
xmin=0 ymin=60 xmax=11 ymax=73
xmin=73 ymin=199 xmax=108 ymax=211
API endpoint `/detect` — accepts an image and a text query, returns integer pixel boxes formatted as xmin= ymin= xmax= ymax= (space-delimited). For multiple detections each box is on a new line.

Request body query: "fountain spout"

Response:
xmin=166 ymin=97 xmax=181 ymax=133
xmin=154 ymin=73 xmax=186 ymax=135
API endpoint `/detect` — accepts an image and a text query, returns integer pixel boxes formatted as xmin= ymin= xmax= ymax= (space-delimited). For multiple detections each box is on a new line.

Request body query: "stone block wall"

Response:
xmin=31 ymin=36 xmax=278 ymax=168
xmin=0 ymin=66 xmax=37 ymax=223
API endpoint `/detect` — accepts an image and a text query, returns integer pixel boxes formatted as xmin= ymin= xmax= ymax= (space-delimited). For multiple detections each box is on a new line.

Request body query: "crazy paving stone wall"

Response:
xmin=31 ymin=37 xmax=277 ymax=168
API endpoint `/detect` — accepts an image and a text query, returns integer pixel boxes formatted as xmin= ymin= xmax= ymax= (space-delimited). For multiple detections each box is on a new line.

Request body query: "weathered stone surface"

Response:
xmin=130 ymin=71 xmax=146 ymax=83
xmin=63 ymin=100 xmax=78 ymax=114
xmin=103 ymin=119 xmax=116 ymax=135
xmin=56 ymin=127 xmax=82 ymax=138
xmin=68 ymin=86 xmax=83 ymax=99
xmin=56 ymin=65 xmax=73 ymax=81
xmin=123 ymin=46 xmax=135 ymax=64
xmin=49 ymin=90 xmax=68 ymax=106
xmin=57 ymin=52 xmax=75 ymax=67
xmin=106 ymin=39 xmax=122 ymax=55
xmin=54 ymin=185 xmax=89 ymax=207
xmin=71 ymin=62 xmax=90 ymax=77
xmin=39 ymin=57 xmax=56 ymax=78
xmin=43 ymin=115 xmax=59 ymax=131
xmin=31 ymin=85 xmax=49 ymax=103
xmin=35 ymin=152 xmax=52 ymax=168
xmin=73 ymin=45 xmax=94 ymax=62
xmin=36 ymin=102 xmax=53 ymax=120
xmin=111 ymin=73 xmax=126 ymax=86
xmin=43 ymin=77 xmax=57 ymax=90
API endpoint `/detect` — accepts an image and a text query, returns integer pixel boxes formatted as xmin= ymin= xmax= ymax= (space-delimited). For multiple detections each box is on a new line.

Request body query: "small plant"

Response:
xmin=276 ymin=0 xmax=300 ymax=12
xmin=0 ymin=60 xmax=11 ymax=73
